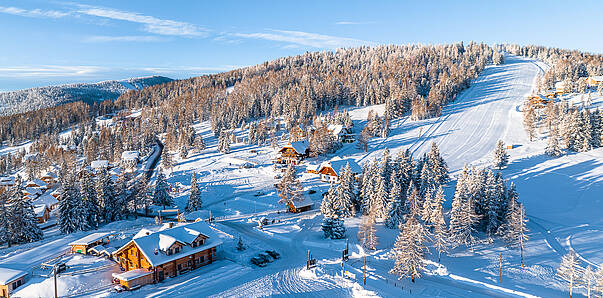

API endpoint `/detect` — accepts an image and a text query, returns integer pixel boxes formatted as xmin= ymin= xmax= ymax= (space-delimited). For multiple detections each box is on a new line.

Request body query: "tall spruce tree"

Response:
xmin=389 ymin=216 xmax=429 ymax=282
xmin=492 ymin=140 xmax=509 ymax=169
xmin=186 ymin=172 xmax=202 ymax=212
xmin=7 ymin=177 xmax=43 ymax=244
xmin=276 ymin=164 xmax=303 ymax=207
xmin=358 ymin=213 xmax=378 ymax=250
xmin=59 ymin=177 xmax=89 ymax=234
xmin=80 ymin=170 xmax=100 ymax=229
xmin=557 ymin=250 xmax=582 ymax=298
xmin=385 ymin=174 xmax=406 ymax=229
xmin=153 ymin=171 xmax=173 ymax=209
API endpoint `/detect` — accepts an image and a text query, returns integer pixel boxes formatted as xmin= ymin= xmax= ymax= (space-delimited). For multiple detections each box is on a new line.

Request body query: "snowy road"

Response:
xmin=391 ymin=55 xmax=544 ymax=172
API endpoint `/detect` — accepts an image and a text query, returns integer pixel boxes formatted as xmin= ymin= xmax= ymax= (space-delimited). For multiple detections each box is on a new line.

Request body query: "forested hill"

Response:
xmin=115 ymin=43 xmax=502 ymax=132
xmin=0 ymin=76 xmax=173 ymax=115
xmin=0 ymin=43 xmax=501 ymax=143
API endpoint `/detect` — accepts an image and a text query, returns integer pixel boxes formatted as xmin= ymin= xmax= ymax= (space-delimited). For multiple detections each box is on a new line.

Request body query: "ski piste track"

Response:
xmin=363 ymin=55 xmax=544 ymax=173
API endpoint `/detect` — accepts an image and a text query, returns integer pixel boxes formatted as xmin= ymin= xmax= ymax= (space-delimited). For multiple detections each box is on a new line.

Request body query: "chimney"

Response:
xmin=168 ymin=222 xmax=174 ymax=229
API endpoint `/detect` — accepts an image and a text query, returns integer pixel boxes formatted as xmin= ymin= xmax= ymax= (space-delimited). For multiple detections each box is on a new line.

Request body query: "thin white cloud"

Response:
xmin=0 ymin=65 xmax=106 ymax=78
xmin=77 ymin=6 xmax=208 ymax=37
xmin=233 ymin=29 xmax=373 ymax=49
xmin=335 ymin=21 xmax=375 ymax=25
xmin=85 ymin=35 xmax=164 ymax=43
xmin=0 ymin=6 xmax=71 ymax=18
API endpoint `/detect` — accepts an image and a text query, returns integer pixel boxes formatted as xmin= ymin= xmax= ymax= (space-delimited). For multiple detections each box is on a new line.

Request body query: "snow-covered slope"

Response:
xmin=0 ymin=76 xmax=173 ymax=115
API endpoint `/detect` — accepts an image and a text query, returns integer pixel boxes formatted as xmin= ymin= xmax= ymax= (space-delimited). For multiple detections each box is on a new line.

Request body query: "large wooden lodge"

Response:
xmin=112 ymin=221 xmax=221 ymax=290
xmin=277 ymin=141 xmax=309 ymax=165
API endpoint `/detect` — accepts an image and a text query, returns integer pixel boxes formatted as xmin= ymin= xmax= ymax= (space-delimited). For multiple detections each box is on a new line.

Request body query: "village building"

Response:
xmin=0 ymin=268 xmax=27 ymax=298
xmin=318 ymin=158 xmax=362 ymax=183
xmin=112 ymin=221 xmax=222 ymax=290
xmin=23 ymin=179 xmax=47 ymax=191
xmin=121 ymin=151 xmax=140 ymax=169
xmin=277 ymin=141 xmax=310 ymax=165
xmin=0 ymin=177 xmax=15 ymax=188
xmin=306 ymin=164 xmax=320 ymax=174
xmin=287 ymin=196 xmax=313 ymax=213
xmin=34 ymin=204 xmax=50 ymax=223
xmin=40 ymin=172 xmax=58 ymax=187
xmin=33 ymin=193 xmax=59 ymax=210
xmin=555 ymin=81 xmax=571 ymax=95
xmin=586 ymin=75 xmax=603 ymax=87
xmin=90 ymin=160 xmax=110 ymax=172
xmin=327 ymin=124 xmax=355 ymax=143
xmin=69 ymin=232 xmax=112 ymax=255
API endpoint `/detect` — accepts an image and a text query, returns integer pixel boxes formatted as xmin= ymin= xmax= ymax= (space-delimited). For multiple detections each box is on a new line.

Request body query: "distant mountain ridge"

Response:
xmin=0 ymin=76 xmax=173 ymax=115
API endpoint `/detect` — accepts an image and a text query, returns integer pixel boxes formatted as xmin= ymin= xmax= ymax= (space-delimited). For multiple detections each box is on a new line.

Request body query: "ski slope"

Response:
xmin=384 ymin=55 xmax=545 ymax=172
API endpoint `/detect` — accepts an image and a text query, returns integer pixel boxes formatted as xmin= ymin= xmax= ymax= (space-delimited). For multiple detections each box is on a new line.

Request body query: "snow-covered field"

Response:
xmin=3 ymin=55 xmax=603 ymax=297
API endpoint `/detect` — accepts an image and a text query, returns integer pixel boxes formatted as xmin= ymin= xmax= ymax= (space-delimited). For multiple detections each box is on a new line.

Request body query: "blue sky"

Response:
xmin=1 ymin=0 xmax=602 ymax=91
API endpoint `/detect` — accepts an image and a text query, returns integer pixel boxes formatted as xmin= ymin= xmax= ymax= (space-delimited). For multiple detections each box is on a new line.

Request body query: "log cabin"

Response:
xmin=318 ymin=158 xmax=362 ymax=183
xmin=286 ymin=196 xmax=313 ymax=213
xmin=112 ymin=221 xmax=222 ymax=290
xmin=277 ymin=141 xmax=309 ymax=165
xmin=69 ymin=232 xmax=112 ymax=255
xmin=34 ymin=205 xmax=50 ymax=223
xmin=586 ymin=76 xmax=603 ymax=87
xmin=0 ymin=268 xmax=27 ymax=298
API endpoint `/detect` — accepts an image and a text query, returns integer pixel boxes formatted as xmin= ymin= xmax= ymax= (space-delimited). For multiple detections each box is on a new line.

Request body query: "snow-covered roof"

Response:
xmin=280 ymin=141 xmax=309 ymax=154
xmin=23 ymin=179 xmax=47 ymax=188
xmin=89 ymin=245 xmax=106 ymax=254
xmin=0 ymin=268 xmax=27 ymax=285
xmin=33 ymin=204 xmax=48 ymax=217
xmin=118 ymin=221 xmax=221 ymax=267
xmin=121 ymin=151 xmax=140 ymax=161
xmin=41 ymin=172 xmax=58 ymax=179
xmin=0 ymin=176 xmax=15 ymax=185
xmin=69 ymin=232 xmax=111 ymax=246
xmin=90 ymin=160 xmax=109 ymax=169
xmin=327 ymin=124 xmax=344 ymax=136
xmin=33 ymin=194 xmax=59 ymax=207
xmin=319 ymin=158 xmax=362 ymax=176
xmin=23 ymin=187 xmax=43 ymax=196
xmin=112 ymin=269 xmax=152 ymax=282
xmin=291 ymin=196 xmax=313 ymax=208
xmin=306 ymin=164 xmax=320 ymax=171
xmin=589 ymin=75 xmax=603 ymax=81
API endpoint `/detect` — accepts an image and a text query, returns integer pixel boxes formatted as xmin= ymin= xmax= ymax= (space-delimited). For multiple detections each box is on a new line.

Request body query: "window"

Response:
xmin=12 ymin=282 xmax=16 ymax=290
xmin=175 ymin=247 xmax=180 ymax=254
xmin=199 ymin=256 xmax=205 ymax=263
xmin=17 ymin=280 xmax=21 ymax=287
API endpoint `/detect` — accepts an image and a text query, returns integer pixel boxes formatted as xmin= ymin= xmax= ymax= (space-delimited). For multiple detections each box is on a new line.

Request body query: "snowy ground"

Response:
xmin=2 ymin=55 xmax=603 ymax=297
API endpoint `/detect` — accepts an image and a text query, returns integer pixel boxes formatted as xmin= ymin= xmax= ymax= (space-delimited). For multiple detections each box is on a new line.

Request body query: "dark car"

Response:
xmin=258 ymin=253 xmax=273 ymax=262
xmin=251 ymin=256 xmax=268 ymax=267
xmin=265 ymin=250 xmax=281 ymax=259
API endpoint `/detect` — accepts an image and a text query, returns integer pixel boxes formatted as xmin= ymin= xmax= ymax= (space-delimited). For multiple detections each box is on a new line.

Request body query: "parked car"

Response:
xmin=265 ymin=250 xmax=281 ymax=259
xmin=258 ymin=253 xmax=273 ymax=263
xmin=251 ymin=256 xmax=268 ymax=267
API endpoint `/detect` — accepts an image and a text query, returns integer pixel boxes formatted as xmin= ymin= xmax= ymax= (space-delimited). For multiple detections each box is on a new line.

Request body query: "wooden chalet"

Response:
xmin=586 ymin=76 xmax=603 ymax=87
xmin=287 ymin=196 xmax=313 ymax=213
xmin=327 ymin=124 xmax=355 ymax=143
xmin=69 ymin=232 xmax=112 ymax=255
xmin=527 ymin=94 xmax=552 ymax=109
xmin=277 ymin=141 xmax=309 ymax=165
xmin=40 ymin=172 xmax=58 ymax=187
xmin=318 ymin=158 xmax=362 ymax=183
xmin=0 ymin=268 xmax=27 ymax=298
xmin=34 ymin=205 xmax=50 ymax=223
xmin=112 ymin=221 xmax=222 ymax=290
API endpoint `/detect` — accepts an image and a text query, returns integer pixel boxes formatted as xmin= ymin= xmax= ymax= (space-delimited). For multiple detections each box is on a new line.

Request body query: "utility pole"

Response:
xmin=499 ymin=252 xmax=502 ymax=284
xmin=54 ymin=265 xmax=58 ymax=298
xmin=363 ymin=255 xmax=366 ymax=285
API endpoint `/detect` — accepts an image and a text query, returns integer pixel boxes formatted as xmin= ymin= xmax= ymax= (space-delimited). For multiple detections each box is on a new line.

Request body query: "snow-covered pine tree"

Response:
xmin=153 ymin=171 xmax=173 ymax=209
xmin=321 ymin=216 xmax=345 ymax=239
xmin=449 ymin=175 xmax=480 ymax=248
xmin=95 ymin=168 xmax=118 ymax=222
xmin=276 ymin=164 xmax=303 ymax=208
xmin=0 ymin=193 xmax=8 ymax=245
xmin=359 ymin=158 xmax=378 ymax=215
xmin=186 ymin=172 xmax=202 ymax=212
xmin=405 ymin=180 xmax=422 ymax=218
xmin=423 ymin=186 xmax=445 ymax=229
xmin=195 ymin=134 xmax=206 ymax=151
xmin=358 ymin=213 xmax=378 ymax=250
xmin=492 ymin=139 xmax=509 ymax=169
xmin=7 ymin=194 xmax=44 ymax=243
xmin=320 ymin=185 xmax=338 ymax=218
xmin=563 ymin=110 xmax=581 ymax=151
xmin=397 ymin=149 xmax=414 ymax=194
xmin=371 ymin=173 xmax=389 ymax=220
xmin=430 ymin=188 xmax=450 ymax=262
xmin=595 ymin=265 xmax=603 ymax=298
xmin=179 ymin=145 xmax=189 ymax=159
xmin=334 ymin=163 xmax=357 ymax=217
xmin=389 ymin=216 xmax=429 ymax=282
xmin=80 ymin=170 xmax=100 ymax=229
xmin=113 ymin=173 xmax=129 ymax=220
xmin=421 ymin=186 xmax=436 ymax=225
xmin=499 ymin=202 xmax=529 ymax=267
xmin=589 ymin=109 xmax=602 ymax=149
xmin=582 ymin=265 xmax=595 ymax=298
xmin=426 ymin=142 xmax=449 ymax=186
xmin=557 ymin=250 xmax=583 ymax=298
xmin=523 ymin=105 xmax=537 ymax=141
xmin=218 ymin=131 xmax=231 ymax=154
xmin=546 ymin=125 xmax=564 ymax=157
xmin=385 ymin=174 xmax=405 ymax=229
xmin=486 ymin=172 xmax=507 ymax=235
xmin=59 ymin=177 xmax=89 ymax=234
xmin=161 ymin=148 xmax=173 ymax=173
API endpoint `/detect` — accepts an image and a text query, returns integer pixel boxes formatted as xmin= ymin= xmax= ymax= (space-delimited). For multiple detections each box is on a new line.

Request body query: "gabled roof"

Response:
xmin=121 ymin=151 xmax=140 ymax=161
xmin=327 ymin=124 xmax=344 ymax=136
xmin=279 ymin=141 xmax=309 ymax=154
xmin=0 ymin=268 xmax=27 ymax=285
xmin=319 ymin=158 xmax=362 ymax=176
xmin=33 ymin=194 xmax=58 ymax=207
xmin=69 ymin=232 xmax=111 ymax=246
xmin=33 ymin=204 xmax=48 ymax=217
xmin=23 ymin=179 xmax=47 ymax=188
xmin=91 ymin=160 xmax=109 ymax=169
xmin=41 ymin=172 xmax=58 ymax=179
xmin=291 ymin=196 xmax=313 ymax=208
xmin=117 ymin=221 xmax=221 ymax=268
